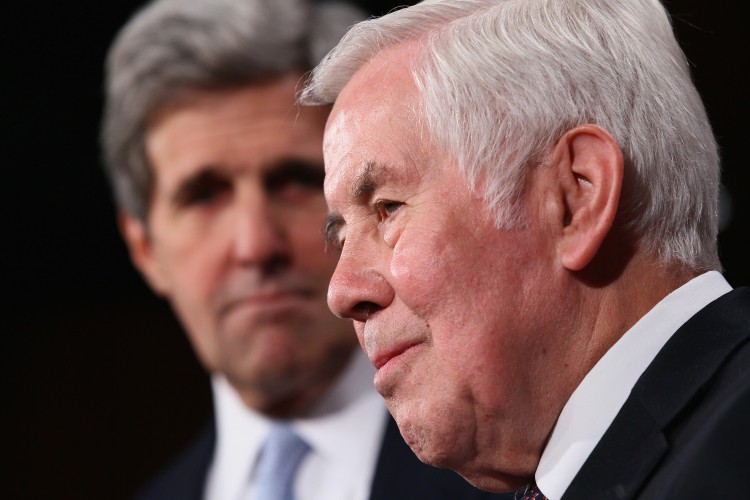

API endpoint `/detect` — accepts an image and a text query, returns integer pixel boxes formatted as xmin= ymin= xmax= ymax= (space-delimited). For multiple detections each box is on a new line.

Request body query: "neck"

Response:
xmin=573 ymin=253 xmax=699 ymax=384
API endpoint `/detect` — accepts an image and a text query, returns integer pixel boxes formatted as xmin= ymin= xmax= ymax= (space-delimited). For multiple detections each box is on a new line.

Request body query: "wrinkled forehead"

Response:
xmin=323 ymin=101 xmax=424 ymax=211
xmin=323 ymin=42 xmax=426 ymax=198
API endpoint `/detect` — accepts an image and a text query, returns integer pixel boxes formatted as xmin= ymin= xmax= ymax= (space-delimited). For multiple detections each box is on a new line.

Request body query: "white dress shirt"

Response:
xmin=204 ymin=349 xmax=388 ymax=500
xmin=535 ymin=271 xmax=732 ymax=500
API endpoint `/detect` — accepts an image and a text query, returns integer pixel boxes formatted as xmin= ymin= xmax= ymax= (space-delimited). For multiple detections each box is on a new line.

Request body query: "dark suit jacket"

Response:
xmin=135 ymin=413 xmax=510 ymax=500
xmin=563 ymin=287 xmax=750 ymax=499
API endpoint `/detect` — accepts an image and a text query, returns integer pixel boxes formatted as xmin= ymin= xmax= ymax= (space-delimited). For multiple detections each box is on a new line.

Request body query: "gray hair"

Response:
xmin=302 ymin=0 xmax=721 ymax=271
xmin=102 ymin=0 xmax=366 ymax=221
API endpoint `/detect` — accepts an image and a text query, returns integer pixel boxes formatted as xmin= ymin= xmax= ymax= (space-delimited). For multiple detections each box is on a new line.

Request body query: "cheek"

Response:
xmin=388 ymin=224 xmax=521 ymax=375
xmin=389 ymin=223 xmax=481 ymax=322
xmin=155 ymin=242 xmax=224 ymax=367
xmin=173 ymin=262 xmax=221 ymax=343
xmin=155 ymin=225 xmax=226 ymax=312
xmin=389 ymin=227 xmax=443 ymax=305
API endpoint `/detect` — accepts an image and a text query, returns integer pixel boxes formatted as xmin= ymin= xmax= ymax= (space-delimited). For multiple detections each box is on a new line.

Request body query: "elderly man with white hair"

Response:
xmin=303 ymin=0 xmax=750 ymax=498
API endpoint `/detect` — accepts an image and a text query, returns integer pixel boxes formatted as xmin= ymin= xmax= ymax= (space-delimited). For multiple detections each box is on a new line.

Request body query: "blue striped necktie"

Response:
xmin=253 ymin=423 xmax=310 ymax=500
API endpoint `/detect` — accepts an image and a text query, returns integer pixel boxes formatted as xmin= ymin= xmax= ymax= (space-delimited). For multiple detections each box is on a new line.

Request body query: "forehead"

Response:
xmin=147 ymin=74 xmax=329 ymax=181
xmin=323 ymin=42 xmax=429 ymax=200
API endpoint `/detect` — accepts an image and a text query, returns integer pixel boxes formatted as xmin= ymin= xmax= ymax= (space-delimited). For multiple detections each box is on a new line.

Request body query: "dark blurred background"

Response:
xmin=5 ymin=0 xmax=748 ymax=498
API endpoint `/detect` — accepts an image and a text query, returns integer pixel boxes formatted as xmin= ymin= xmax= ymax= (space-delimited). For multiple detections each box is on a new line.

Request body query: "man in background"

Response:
xmin=102 ymin=0 xmax=509 ymax=498
xmin=303 ymin=0 xmax=750 ymax=498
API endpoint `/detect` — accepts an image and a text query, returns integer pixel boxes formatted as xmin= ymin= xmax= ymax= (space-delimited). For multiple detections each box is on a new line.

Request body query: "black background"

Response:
xmin=6 ymin=1 xmax=748 ymax=498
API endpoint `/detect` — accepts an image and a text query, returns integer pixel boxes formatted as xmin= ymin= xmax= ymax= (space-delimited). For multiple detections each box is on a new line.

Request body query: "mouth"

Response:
xmin=371 ymin=341 xmax=421 ymax=370
xmin=220 ymin=288 xmax=316 ymax=317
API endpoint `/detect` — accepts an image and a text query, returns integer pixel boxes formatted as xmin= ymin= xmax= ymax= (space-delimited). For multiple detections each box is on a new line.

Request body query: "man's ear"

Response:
xmin=118 ymin=212 xmax=169 ymax=296
xmin=550 ymin=124 xmax=623 ymax=271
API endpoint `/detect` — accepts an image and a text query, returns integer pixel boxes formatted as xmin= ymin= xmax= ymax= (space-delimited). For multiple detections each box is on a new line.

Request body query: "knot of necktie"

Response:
xmin=520 ymin=484 xmax=548 ymax=500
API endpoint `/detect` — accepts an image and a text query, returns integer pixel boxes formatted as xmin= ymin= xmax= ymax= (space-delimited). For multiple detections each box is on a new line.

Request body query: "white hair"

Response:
xmin=302 ymin=0 xmax=721 ymax=271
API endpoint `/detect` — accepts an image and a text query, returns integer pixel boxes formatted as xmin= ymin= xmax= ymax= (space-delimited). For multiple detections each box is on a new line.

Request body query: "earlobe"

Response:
xmin=552 ymin=125 xmax=623 ymax=271
xmin=118 ymin=212 xmax=169 ymax=295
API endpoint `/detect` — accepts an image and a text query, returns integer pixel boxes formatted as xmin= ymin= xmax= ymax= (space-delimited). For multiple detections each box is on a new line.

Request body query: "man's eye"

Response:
xmin=175 ymin=178 xmax=230 ymax=208
xmin=188 ymin=187 xmax=219 ymax=205
xmin=329 ymin=235 xmax=345 ymax=252
xmin=266 ymin=163 xmax=325 ymax=200
xmin=375 ymin=200 xmax=402 ymax=220
xmin=324 ymin=218 xmax=346 ymax=252
xmin=272 ymin=178 xmax=322 ymax=200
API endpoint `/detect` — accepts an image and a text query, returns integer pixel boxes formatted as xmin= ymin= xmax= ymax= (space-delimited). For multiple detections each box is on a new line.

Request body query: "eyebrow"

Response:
xmin=170 ymin=165 xmax=225 ymax=207
xmin=264 ymin=158 xmax=325 ymax=191
xmin=169 ymin=157 xmax=325 ymax=206
xmin=352 ymin=160 xmax=398 ymax=198
xmin=323 ymin=161 xmax=404 ymax=249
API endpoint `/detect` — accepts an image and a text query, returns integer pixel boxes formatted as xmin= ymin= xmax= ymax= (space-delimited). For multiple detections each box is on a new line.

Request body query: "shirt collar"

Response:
xmin=205 ymin=348 xmax=383 ymax=500
xmin=535 ymin=271 xmax=732 ymax=500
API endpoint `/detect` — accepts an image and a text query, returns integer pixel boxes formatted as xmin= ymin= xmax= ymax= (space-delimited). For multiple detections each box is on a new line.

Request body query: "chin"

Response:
xmin=390 ymin=398 xmax=532 ymax=495
xmin=392 ymin=401 xmax=474 ymax=469
xmin=402 ymin=425 xmax=526 ymax=494
xmin=456 ymin=468 xmax=529 ymax=494
xmin=225 ymin=366 xmax=311 ymax=413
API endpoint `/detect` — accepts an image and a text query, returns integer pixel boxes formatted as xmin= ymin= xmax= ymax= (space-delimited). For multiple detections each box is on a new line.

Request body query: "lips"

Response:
xmin=371 ymin=340 xmax=421 ymax=370
xmin=218 ymin=287 xmax=316 ymax=318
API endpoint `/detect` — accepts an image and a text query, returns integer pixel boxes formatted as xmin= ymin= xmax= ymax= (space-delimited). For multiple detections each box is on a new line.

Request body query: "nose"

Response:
xmin=327 ymin=246 xmax=394 ymax=322
xmin=232 ymin=192 xmax=290 ymax=271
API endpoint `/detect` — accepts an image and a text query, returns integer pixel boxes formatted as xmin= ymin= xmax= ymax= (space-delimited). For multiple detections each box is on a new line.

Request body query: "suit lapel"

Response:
xmin=134 ymin=420 xmax=215 ymax=500
xmin=561 ymin=397 xmax=667 ymax=499
xmin=563 ymin=287 xmax=750 ymax=499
